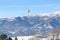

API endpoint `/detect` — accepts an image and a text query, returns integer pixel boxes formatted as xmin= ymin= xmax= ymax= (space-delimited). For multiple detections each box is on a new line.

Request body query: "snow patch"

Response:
xmin=7 ymin=17 xmax=15 ymax=21
xmin=8 ymin=31 xmax=16 ymax=34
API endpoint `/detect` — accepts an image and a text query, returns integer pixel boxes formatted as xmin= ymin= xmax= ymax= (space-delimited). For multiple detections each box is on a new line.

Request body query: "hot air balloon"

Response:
xmin=27 ymin=9 xmax=30 ymax=14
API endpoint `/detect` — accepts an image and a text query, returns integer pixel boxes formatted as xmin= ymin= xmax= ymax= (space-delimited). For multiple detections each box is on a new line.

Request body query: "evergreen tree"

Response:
xmin=7 ymin=37 xmax=12 ymax=40
xmin=15 ymin=37 xmax=18 ymax=40
xmin=0 ymin=34 xmax=7 ymax=40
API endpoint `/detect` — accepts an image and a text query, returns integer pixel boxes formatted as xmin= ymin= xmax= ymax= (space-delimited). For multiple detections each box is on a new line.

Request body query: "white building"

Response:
xmin=12 ymin=36 xmax=38 ymax=40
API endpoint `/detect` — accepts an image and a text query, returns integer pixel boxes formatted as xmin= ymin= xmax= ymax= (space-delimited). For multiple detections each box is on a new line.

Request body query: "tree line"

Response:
xmin=46 ymin=27 xmax=60 ymax=40
xmin=0 ymin=34 xmax=18 ymax=40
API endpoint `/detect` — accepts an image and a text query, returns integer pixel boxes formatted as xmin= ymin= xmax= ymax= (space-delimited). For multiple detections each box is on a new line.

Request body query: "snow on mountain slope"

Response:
xmin=0 ymin=11 xmax=60 ymax=37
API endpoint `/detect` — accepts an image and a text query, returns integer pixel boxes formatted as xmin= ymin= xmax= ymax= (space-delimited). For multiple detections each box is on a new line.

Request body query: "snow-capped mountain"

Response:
xmin=0 ymin=11 xmax=60 ymax=37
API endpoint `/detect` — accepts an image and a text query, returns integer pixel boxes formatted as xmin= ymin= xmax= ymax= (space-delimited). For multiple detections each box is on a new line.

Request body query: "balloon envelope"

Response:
xmin=27 ymin=9 xmax=30 ymax=14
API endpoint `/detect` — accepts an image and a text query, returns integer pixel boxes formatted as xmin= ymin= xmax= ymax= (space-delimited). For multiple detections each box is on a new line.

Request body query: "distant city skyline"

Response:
xmin=0 ymin=0 xmax=60 ymax=18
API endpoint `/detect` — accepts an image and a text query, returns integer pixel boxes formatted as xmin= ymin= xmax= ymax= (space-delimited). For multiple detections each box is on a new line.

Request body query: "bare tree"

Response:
xmin=50 ymin=27 xmax=60 ymax=40
xmin=51 ymin=29 xmax=56 ymax=40
xmin=45 ymin=32 xmax=51 ymax=40
xmin=55 ymin=28 xmax=60 ymax=40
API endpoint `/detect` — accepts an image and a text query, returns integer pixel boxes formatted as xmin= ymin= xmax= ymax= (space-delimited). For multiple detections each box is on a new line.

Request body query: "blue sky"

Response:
xmin=0 ymin=0 xmax=60 ymax=18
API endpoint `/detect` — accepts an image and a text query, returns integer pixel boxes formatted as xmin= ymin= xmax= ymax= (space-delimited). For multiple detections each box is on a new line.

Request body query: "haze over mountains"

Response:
xmin=0 ymin=11 xmax=60 ymax=37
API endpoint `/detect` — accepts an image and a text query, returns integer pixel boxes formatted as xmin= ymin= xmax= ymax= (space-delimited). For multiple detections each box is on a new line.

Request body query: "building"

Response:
xmin=12 ymin=36 xmax=38 ymax=40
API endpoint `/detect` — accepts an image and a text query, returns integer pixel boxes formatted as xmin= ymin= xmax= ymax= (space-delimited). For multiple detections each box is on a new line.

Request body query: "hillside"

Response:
xmin=0 ymin=11 xmax=60 ymax=37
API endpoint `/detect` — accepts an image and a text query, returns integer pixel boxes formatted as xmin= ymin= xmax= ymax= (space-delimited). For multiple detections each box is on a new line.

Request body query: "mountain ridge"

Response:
xmin=0 ymin=11 xmax=60 ymax=37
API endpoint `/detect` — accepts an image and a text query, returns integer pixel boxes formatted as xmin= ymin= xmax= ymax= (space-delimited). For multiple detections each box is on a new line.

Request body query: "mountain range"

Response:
xmin=0 ymin=11 xmax=60 ymax=37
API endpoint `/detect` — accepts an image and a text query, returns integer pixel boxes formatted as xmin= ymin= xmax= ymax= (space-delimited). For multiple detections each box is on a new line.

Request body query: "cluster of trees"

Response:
xmin=0 ymin=34 xmax=12 ymax=40
xmin=46 ymin=27 xmax=60 ymax=40
xmin=0 ymin=34 xmax=18 ymax=40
